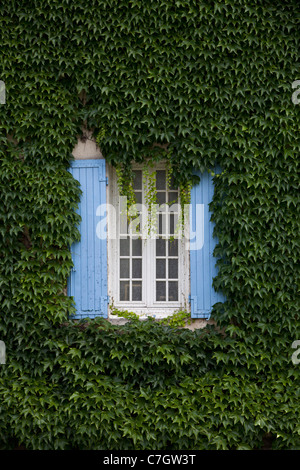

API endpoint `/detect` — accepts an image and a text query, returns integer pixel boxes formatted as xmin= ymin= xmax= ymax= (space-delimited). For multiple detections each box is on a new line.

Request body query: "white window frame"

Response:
xmin=107 ymin=162 xmax=190 ymax=319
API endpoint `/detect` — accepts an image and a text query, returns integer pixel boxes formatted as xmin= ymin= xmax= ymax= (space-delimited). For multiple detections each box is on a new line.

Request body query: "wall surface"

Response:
xmin=72 ymin=130 xmax=103 ymax=160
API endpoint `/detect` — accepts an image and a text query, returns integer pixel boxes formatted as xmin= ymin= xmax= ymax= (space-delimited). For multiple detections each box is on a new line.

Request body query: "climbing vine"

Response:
xmin=110 ymin=306 xmax=192 ymax=329
xmin=112 ymin=155 xmax=193 ymax=237
xmin=0 ymin=0 xmax=299 ymax=451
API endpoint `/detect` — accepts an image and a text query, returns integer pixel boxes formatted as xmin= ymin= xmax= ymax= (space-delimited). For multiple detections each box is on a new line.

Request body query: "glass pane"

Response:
xmin=133 ymin=170 xmax=142 ymax=190
xmin=168 ymin=259 xmax=178 ymax=279
xmin=156 ymin=170 xmax=166 ymax=190
xmin=156 ymin=281 xmax=166 ymax=301
xmin=168 ymin=192 xmax=178 ymax=204
xmin=168 ymin=281 xmax=178 ymax=301
xmin=156 ymin=238 xmax=166 ymax=256
xmin=134 ymin=191 xmax=142 ymax=204
xmin=159 ymin=213 xmax=167 ymax=235
xmin=132 ymin=258 xmax=142 ymax=278
xmin=120 ymin=281 xmax=130 ymax=301
xmin=156 ymin=259 xmax=166 ymax=279
xmin=120 ymin=259 xmax=129 ymax=278
xmin=132 ymin=238 xmax=142 ymax=256
xmin=132 ymin=281 xmax=142 ymax=301
xmin=169 ymin=213 xmax=175 ymax=234
xmin=168 ymin=239 xmax=178 ymax=256
xmin=157 ymin=192 xmax=166 ymax=205
xmin=168 ymin=174 xmax=177 ymax=190
xmin=120 ymin=237 xmax=130 ymax=256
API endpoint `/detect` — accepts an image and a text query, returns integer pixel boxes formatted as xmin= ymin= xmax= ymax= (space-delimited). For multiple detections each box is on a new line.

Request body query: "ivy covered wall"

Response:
xmin=0 ymin=0 xmax=299 ymax=449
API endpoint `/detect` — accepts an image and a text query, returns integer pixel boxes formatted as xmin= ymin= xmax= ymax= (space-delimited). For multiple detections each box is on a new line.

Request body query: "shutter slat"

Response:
xmin=68 ymin=159 xmax=108 ymax=319
xmin=190 ymin=171 xmax=225 ymax=319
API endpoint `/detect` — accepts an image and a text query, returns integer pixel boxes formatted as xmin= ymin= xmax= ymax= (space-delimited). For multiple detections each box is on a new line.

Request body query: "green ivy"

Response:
xmin=159 ymin=310 xmax=192 ymax=329
xmin=110 ymin=307 xmax=140 ymax=322
xmin=0 ymin=0 xmax=299 ymax=451
xmin=110 ymin=307 xmax=192 ymax=329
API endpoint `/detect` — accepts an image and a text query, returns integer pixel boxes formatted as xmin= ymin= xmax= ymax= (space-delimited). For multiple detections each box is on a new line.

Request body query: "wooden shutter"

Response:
xmin=68 ymin=159 xmax=108 ymax=319
xmin=190 ymin=170 xmax=225 ymax=319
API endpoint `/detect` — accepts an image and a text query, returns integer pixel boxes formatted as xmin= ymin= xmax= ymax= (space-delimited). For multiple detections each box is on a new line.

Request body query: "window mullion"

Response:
xmin=144 ymin=170 xmax=152 ymax=309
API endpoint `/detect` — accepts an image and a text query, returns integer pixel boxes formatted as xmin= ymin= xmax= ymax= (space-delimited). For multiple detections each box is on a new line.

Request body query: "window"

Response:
xmin=68 ymin=159 xmax=225 ymax=321
xmin=107 ymin=164 xmax=190 ymax=318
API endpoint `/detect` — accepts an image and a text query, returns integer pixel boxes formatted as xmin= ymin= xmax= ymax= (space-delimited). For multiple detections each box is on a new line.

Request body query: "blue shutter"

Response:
xmin=190 ymin=170 xmax=225 ymax=319
xmin=68 ymin=159 xmax=108 ymax=319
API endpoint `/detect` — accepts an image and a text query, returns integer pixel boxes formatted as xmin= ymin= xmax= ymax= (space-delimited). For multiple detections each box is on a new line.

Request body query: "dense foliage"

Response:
xmin=0 ymin=0 xmax=299 ymax=450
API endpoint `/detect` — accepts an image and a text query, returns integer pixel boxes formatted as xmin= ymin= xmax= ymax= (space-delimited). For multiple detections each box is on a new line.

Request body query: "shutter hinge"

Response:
xmin=100 ymin=295 xmax=110 ymax=311
xmin=98 ymin=177 xmax=108 ymax=185
xmin=188 ymin=294 xmax=191 ymax=303
xmin=98 ymin=169 xmax=108 ymax=185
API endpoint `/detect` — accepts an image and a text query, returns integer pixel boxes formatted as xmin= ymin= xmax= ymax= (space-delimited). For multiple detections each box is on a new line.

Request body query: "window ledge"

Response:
xmin=107 ymin=317 xmax=211 ymax=330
